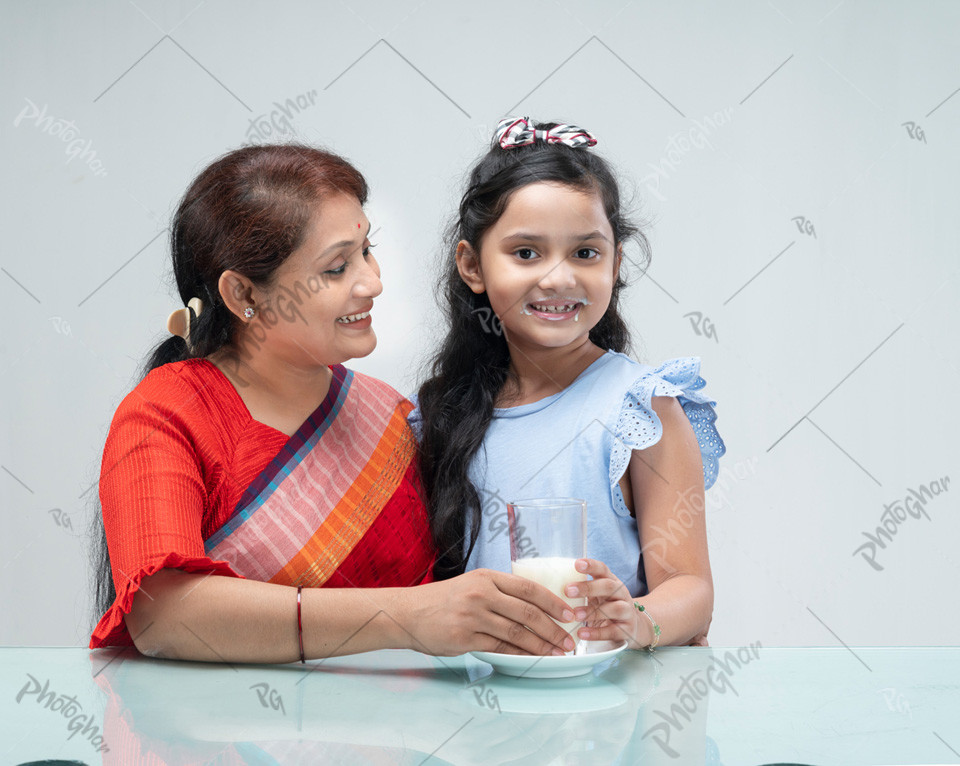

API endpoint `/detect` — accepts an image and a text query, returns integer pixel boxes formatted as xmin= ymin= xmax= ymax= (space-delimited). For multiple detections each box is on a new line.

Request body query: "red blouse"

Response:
xmin=90 ymin=359 xmax=434 ymax=648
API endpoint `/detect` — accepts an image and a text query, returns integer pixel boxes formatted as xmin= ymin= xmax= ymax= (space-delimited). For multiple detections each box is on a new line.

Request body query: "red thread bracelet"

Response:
xmin=297 ymin=585 xmax=305 ymax=664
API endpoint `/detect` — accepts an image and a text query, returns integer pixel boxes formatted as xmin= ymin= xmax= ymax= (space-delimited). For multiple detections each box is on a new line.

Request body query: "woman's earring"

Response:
xmin=243 ymin=307 xmax=256 ymax=319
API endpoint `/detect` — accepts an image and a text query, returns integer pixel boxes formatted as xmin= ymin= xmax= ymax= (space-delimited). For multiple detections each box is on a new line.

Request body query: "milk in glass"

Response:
xmin=511 ymin=556 xmax=590 ymax=647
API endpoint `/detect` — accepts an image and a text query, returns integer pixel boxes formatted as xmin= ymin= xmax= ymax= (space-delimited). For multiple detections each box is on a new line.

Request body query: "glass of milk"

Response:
xmin=507 ymin=498 xmax=588 ymax=655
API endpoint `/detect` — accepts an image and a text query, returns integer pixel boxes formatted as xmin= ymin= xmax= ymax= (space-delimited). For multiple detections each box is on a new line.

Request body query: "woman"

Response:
xmin=90 ymin=144 xmax=577 ymax=663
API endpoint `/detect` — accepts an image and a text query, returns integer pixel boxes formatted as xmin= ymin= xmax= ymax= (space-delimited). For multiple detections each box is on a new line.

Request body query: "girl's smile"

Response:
xmin=521 ymin=297 xmax=593 ymax=321
xmin=457 ymin=181 xmax=619 ymax=356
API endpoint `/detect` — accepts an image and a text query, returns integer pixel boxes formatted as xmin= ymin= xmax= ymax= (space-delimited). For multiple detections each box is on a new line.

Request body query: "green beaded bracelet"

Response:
xmin=634 ymin=602 xmax=661 ymax=651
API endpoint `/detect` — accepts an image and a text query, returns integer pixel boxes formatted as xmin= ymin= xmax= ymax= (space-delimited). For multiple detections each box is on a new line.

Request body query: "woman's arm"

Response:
xmin=571 ymin=395 xmax=713 ymax=649
xmin=126 ymin=567 xmax=579 ymax=663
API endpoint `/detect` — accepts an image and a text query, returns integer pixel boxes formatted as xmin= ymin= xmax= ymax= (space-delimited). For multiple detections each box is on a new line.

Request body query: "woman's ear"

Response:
xmin=218 ymin=270 xmax=256 ymax=321
xmin=455 ymin=240 xmax=485 ymax=295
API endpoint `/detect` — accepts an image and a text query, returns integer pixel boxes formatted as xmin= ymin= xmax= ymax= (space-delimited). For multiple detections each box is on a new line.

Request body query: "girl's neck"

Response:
xmin=498 ymin=338 xmax=606 ymax=408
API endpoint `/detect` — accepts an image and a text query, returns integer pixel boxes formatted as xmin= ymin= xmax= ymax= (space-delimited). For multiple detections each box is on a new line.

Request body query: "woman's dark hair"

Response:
xmin=416 ymin=121 xmax=652 ymax=580
xmin=91 ymin=144 xmax=368 ymax=622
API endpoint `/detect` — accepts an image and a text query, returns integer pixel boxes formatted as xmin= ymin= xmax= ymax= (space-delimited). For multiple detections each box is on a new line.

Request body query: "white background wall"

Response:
xmin=2 ymin=0 xmax=957 ymax=649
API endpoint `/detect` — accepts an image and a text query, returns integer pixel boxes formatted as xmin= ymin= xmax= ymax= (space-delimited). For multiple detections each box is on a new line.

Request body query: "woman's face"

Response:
xmin=253 ymin=193 xmax=382 ymax=368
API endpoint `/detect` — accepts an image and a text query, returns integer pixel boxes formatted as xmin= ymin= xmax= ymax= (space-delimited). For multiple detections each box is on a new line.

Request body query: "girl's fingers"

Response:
xmin=577 ymin=621 xmax=636 ymax=645
xmin=574 ymin=599 xmax=633 ymax=624
xmin=574 ymin=557 xmax=612 ymax=579
xmin=564 ymin=576 xmax=630 ymax=602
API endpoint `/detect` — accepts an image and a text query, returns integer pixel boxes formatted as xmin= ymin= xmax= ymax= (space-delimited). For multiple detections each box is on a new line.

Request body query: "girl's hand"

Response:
xmin=401 ymin=569 xmax=578 ymax=657
xmin=564 ymin=558 xmax=650 ymax=650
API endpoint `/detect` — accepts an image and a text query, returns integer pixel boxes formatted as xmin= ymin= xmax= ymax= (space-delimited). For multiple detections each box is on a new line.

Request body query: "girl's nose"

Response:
xmin=537 ymin=258 xmax=577 ymax=291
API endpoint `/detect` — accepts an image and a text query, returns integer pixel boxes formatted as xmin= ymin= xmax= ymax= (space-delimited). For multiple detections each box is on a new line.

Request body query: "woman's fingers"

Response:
xmin=480 ymin=612 xmax=569 ymax=656
xmin=475 ymin=634 xmax=529 ymax=655
xmin=490 ymin=573 xmax=577 ymax=653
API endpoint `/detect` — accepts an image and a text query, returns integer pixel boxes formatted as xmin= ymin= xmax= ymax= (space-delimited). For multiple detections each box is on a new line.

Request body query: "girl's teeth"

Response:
xmin=532 ymin=303 xmax=578 ymax=313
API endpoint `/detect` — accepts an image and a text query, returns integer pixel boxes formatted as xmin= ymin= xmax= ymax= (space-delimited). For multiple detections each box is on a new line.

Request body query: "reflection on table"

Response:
xmin=3 ymin=645 xmax=958 ymax=765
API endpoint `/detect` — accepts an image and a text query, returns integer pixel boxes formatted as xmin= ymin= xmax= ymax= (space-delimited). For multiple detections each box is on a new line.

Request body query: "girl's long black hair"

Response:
xmin=90 ymin=144 xmax=368 ymax=625
xmin=417 ymin=121 xmax=652 ymax=580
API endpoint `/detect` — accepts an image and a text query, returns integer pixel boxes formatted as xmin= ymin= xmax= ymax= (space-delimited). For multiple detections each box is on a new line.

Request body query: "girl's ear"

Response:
xmin=218 ymin=270 xmax=257 ymax=321
xmin=455 ymin=240 xmax=486 ymax=294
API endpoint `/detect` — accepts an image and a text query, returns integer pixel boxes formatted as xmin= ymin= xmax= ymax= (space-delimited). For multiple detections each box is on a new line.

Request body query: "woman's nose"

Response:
xmin=355 ymin=253 xmax=383 ymax=299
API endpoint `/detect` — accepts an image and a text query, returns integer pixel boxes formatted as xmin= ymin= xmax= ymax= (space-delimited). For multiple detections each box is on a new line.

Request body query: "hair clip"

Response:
xmin=495 ymin=116 xmax=598 ymax=150
xmin=166 ymin=297 xmax=204 ymax=345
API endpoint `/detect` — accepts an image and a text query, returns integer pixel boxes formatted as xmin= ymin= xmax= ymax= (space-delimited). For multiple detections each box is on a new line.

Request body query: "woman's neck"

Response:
xmin=207 ymin=347 xmax=334 ymax=435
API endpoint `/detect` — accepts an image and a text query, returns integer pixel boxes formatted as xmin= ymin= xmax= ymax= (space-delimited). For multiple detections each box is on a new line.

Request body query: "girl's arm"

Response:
xmin=629 ymin=394 xmax=714 ymax=645
xmin=571 ymin=395 xmax=714 ymax=648
xmin=125 ymin=567 xmax=579 ymax=663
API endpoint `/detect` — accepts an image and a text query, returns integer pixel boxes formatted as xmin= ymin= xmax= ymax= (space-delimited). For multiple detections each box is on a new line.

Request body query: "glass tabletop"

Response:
xmin=2 ymin=645 xmax=958 ymax=765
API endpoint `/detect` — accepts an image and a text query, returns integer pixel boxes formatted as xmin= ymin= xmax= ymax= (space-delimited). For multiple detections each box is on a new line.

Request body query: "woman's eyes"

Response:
xmin=324 ymin=242 xmax=375 ymax=276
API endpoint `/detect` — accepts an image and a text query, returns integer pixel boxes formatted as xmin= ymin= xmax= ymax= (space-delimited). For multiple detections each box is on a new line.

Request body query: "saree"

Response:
xmin=203 ymin=363 xmax=435 ymax=589
xmin=91 ymin=359 xmax=434 ymax=648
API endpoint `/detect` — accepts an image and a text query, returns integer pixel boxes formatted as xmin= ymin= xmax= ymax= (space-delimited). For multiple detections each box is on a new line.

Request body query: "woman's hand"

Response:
xmin=397 ymin=569 xmax=577 ymax=657
xmin=565 ymin=558 xmax=651 ymax=650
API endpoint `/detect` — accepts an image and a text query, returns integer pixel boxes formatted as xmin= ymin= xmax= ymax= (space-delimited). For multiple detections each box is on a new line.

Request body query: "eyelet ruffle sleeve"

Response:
xmin=405 ymin=394 xmax=423 ymax=442
xmin=609 ymin=357 xmax=726 ymax=491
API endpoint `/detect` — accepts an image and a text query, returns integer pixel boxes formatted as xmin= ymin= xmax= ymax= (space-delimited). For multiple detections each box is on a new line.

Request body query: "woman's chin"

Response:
xmin=341 ymin=332 xmax=378 ymax=362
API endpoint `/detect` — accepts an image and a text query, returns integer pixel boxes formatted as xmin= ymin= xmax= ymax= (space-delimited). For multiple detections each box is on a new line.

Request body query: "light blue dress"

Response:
xmin=409 ymin=351 xmax=725 ymax=597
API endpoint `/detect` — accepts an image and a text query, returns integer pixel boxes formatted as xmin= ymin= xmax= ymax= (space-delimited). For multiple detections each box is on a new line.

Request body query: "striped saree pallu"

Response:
xmin=204 ymin=365 xmax=434 ymax=588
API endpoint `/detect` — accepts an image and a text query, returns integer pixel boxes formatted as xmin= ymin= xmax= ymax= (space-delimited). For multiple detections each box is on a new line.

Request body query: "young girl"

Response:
xmin=415 ymin=117 xmax=726 ymax=650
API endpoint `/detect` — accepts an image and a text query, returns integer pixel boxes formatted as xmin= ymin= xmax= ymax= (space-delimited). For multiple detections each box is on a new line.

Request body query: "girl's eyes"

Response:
xmin=512 ymin=247 xmax=601 ymax=260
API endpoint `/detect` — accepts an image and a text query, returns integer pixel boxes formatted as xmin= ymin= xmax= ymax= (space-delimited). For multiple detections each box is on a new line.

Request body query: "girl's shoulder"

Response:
xmin=587 ymin=351 xmax=708 ymax=395
xmin=598 ymin=351 xmax=725 ymax=489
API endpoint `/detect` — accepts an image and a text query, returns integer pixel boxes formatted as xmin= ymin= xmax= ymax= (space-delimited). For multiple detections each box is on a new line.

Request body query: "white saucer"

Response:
xmin=469 ymin=640 xmax=628 ymax=679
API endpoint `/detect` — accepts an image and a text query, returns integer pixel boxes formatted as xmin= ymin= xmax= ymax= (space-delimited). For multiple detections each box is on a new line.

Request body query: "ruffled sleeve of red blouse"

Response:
xmin=90 ymin=367 xmax=244 ymax=648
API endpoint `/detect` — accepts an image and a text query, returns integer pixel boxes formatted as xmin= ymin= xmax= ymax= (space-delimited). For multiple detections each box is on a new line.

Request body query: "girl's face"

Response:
xmin=255 ymin=193 xmax=382 ymax=367
xmin=459 ymin=181 xmax=619 ymax=355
